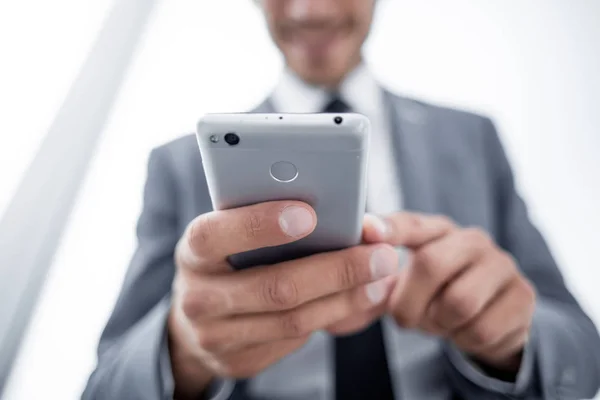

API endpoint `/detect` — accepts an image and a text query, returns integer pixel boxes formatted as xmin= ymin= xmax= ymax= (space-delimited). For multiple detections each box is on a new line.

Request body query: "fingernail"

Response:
xmin=366 ymin=280 xmax=387 ymax=304
xmin=370 ymin=247 xmax=398 ymax=280
xmin=280 ymin=206 xmax=315 ymax=237
xmin=366 ymin=214 xmax=389 ymax=238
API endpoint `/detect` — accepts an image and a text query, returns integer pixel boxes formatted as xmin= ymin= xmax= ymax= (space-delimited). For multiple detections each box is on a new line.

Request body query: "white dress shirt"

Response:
xmin=269 ymin=64 xmax=537 ymax=397
xmin=270 ymin=63 xmax=403 ymax=215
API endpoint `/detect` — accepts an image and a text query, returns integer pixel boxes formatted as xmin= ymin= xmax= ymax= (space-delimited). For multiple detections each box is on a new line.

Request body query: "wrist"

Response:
xmin=168 ymin=309 xmax=215 ymax=399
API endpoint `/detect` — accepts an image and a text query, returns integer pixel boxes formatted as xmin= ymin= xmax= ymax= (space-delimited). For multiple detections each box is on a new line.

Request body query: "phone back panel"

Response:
xmin=196 ymin=113 xmax=370 ymax=269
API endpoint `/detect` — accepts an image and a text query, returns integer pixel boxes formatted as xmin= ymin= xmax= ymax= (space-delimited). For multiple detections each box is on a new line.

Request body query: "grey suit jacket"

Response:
xmin=83 ymin=92 xmax=600 ymax=400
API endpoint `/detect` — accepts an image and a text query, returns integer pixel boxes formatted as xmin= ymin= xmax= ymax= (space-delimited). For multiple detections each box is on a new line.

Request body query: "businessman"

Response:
xmin=84 ymin=0 xmax=600 ymax=399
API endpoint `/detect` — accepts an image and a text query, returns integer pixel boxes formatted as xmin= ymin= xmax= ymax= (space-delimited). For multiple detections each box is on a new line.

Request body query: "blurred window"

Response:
xmin=0 ymin=0 xmax=116 ymax=218
xmin=2 ymin=1 xmax=276 ymax=399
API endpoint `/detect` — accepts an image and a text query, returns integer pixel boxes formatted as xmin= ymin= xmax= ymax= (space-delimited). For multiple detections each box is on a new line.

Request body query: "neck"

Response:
xmin=324 ymin=55 xmax=363 ymax=90
xmin=291 ymin=54 xmax=363 ymax=91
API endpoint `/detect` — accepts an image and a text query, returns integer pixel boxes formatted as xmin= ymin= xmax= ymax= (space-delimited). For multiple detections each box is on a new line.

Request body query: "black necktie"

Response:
xmin=323 ymin=97 xmax=396 ymax=400
xmin=322 ymin=96 xmax=350 ymax=114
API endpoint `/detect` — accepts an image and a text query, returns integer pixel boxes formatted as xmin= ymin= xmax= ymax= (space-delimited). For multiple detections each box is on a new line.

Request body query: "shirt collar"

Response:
xmin=270 ymin=63 xmax=384 ymax=116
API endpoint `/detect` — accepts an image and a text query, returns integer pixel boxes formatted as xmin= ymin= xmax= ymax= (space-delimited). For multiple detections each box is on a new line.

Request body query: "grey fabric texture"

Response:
xmin=82 ymin=93 xmax=600 ymax=400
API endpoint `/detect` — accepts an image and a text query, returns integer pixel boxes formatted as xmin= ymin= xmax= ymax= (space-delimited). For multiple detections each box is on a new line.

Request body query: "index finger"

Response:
xmin=363 ymin=212 xmax=455 ymax=248
xmin=175 ymin=201 xmax=316 ymax=271
xmin=181 ymin=243 xmax=399 ymax=319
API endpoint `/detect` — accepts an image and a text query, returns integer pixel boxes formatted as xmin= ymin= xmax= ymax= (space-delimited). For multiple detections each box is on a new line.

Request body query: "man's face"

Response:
xmin=260 ymin=0 xmax=376 ymax=87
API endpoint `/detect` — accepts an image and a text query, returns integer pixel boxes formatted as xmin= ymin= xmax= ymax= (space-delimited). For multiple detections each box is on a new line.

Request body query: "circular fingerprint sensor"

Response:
xmin=270 ymin=161 xmax=298 ymax=183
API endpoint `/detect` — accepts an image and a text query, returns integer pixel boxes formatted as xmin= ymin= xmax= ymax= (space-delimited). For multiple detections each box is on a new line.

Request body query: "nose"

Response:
xmin=285 ymin=0 xmax=339 ymax=20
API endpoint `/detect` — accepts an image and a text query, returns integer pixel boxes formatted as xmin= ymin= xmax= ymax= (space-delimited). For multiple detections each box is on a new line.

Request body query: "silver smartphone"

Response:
xmin=196 ymin=112 xmax=370 ymax=269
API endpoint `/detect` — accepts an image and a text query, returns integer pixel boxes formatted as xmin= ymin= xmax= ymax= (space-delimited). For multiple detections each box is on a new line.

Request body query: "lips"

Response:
xmin=289 ymin=27 xmax=346 ymax=57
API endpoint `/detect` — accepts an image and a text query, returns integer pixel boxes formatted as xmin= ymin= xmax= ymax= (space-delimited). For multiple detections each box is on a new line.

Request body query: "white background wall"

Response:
xmin=0 ymin=0 xmax=115 ymax=219
xmin=3 ymin=1 xmax=600 ymax=399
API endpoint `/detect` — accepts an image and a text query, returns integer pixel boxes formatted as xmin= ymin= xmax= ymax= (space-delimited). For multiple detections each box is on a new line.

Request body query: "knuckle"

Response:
xmin=336 ymin=250 xmax=364 ymax=289
xmin=181 ymin=287 xmax=219 ymax=320
xmin=189 ymin=213 xmax=217 ymax=257
xmin=404 ymin=213 xmax=421 ymax=227
xmin=195 ymin=326 xmax=221 ymax=351
xmin=443 ymin=289 xmax=479 ymax=320
xmin=279 ymin=311 xmax=307 ymax=337
xmin=393 ymin=309 xmax=416 ymax=328
xmin=414 ymin=247 xmax=442 ymax=279
xmin=519 ymin=278 xmax=537 ymax=306
xmin=171 ymin=270 xmax=186 ymax=293
xmin=470 ymin=323 xmax=495 ymax=346
xmin=499 ymin=250 xmax=518 ymax=272
xmin=243 ymin=211 xmax=264 ymax=241
xmin=181 ymin=292 xmax=199 ymax=320
xmin=463 ymin=227 xmax=491 ymax=248
xmin=260 ymin=272 xmax=299 ymax=309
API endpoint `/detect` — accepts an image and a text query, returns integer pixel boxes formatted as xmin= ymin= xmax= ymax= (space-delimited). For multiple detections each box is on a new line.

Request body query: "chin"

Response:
xmin=282 ymin=36 xmax=361 ymax=88
xmin=291 ymin=59 xmax=353 ymax=88
xmin=302 ymin=70 xmax=343 ymax=88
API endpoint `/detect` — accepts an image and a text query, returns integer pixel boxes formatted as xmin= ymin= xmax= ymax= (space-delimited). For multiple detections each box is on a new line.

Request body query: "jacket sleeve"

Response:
xmin=445 ymin=118 xmax=600 ymax=399
xmin=82 ymin=147 xmax=179 ymax=400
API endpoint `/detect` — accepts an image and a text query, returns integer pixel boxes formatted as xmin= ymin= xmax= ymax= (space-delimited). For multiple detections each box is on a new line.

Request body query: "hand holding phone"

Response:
xmin=167 ymin=201 xmax=399 ymax=397
xmin=196 ymin=112 xmax=370 ymax=268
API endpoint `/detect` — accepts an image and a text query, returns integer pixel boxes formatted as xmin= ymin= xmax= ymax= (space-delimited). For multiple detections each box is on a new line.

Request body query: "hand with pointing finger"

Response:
xmin=168 ymin=201 xmax=399 ymax=399
xmin=364 ymin=212 xmax=536 ymax=376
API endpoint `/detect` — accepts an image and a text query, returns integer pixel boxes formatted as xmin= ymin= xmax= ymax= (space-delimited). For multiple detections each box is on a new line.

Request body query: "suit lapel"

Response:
xmin=384 ymin=90 xmax=439 ymax=214
xmin=381 ymin=92 xmax=453 ymax=399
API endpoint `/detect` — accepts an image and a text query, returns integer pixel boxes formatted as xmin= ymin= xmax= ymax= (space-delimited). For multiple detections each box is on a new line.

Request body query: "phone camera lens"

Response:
xmin=224 ymin=133 xmax=240 ymax=145
xmin=334 ymin=116 xmax=343 ymax=125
